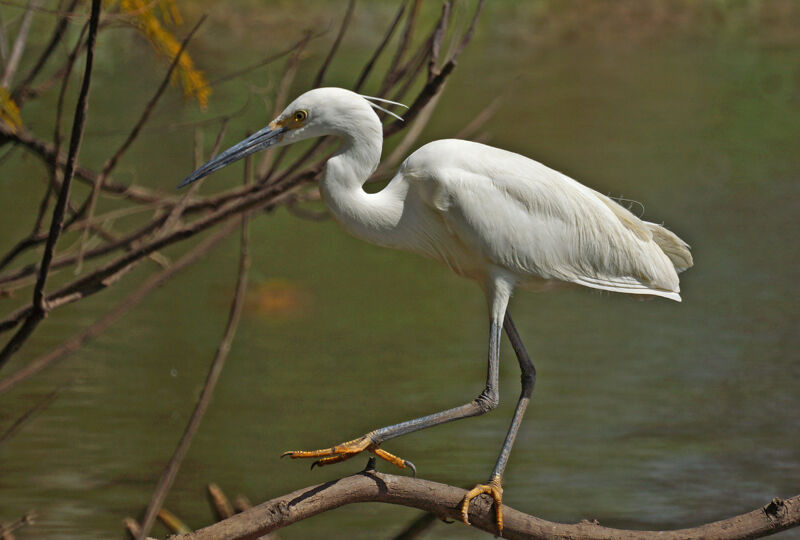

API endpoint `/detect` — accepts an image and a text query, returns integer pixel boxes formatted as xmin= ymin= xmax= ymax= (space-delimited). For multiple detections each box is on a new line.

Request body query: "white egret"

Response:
xmin=180 ymin=87 xmax=693 ymax=533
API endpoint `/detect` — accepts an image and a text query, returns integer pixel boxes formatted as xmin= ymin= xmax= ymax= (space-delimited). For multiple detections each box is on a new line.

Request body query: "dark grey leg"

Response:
xmin=461 ymin=311 xmax=536 ymax=533
xmin=489 ymin=311 xmax=536 ymax=480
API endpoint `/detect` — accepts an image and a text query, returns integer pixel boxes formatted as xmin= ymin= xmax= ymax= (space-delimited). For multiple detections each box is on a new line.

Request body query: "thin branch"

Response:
xmin=379 ymin=0 xmax=422 ymax=95
xmin=353 ymin=0 xmax=406 ymax=92
xmin=0 ymin=124 xmax=167 ymax=205
xmin=75 ymin=15 xmax=207 ymax=271
xmin=311 ymin=0 xmax=355 ymax=88
xmin=208 ymin=31 xmax=324 ymax=87
xmin=428 ymin=2 xmax=451 ymax=82
xmin=383 ymin=0 xmax=483 ymax=137
xmin=0 ymin=219 xmax=239 ymax=395
xmin=170 ymin=470 xmax=800 ymax=540
xmin=12 ymin=0 xmax=80 ymax=100
xmin=381 ymin=89 xmax=442 ymax=172
xmin=1 ymin=0 xmax=42 ymax=87
xmin=137 ymin=170 xmax=252 ymax=540
xmin=257 ymin=31 xmax=313 ymax=179
xmin=0 ymin=385 xmax=61 ymax=445
xmin=0 ymin=0 xmax=101 ymax=371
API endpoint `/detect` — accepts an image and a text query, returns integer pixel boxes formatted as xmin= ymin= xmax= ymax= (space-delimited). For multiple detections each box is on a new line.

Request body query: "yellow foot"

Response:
xmin=281 ymin=434 xmax=416 ymax=474
xmin=461 ymin=476 xmax=503 ymax=533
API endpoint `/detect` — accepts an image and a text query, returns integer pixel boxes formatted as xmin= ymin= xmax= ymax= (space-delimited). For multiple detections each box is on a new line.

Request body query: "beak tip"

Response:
xmin=177 ymin=175 xmax=198 ymax=190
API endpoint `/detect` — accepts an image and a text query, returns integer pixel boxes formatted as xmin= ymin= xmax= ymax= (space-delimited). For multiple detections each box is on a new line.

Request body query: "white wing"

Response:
xmin=401 ymin=140 xmax=692 ymax=301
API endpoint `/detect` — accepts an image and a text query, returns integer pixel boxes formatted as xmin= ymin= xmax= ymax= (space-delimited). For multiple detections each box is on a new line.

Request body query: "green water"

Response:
xmin=1 ymin=2 xmax=799 ymax=539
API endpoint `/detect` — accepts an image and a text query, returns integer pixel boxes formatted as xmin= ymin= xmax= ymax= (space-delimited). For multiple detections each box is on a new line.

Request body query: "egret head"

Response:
xmin=179 ymin=87 xmax=401 ymax=188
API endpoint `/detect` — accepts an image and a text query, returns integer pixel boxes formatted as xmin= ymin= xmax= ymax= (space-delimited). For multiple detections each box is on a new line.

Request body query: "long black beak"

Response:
xmin=178 ymin=125 xmax=287 ymax=188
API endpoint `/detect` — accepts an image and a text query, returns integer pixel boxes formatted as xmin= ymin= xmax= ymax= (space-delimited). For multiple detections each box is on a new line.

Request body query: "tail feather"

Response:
xmin=646 ymin=222 xmax=693 ymax=273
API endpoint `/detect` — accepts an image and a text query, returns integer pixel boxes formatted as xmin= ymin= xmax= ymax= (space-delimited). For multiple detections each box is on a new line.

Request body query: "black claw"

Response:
xmin=362 ymin=456 xmax=377 ymax=473
xmin=404 ymin=459 xmax=417 ymax=478
xmin=310 ymin=460 xmax=320 ymax=470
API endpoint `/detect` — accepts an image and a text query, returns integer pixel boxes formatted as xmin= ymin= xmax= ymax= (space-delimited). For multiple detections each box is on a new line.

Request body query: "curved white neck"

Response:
xmin=320 ymin=131 xmax=406 ymax=247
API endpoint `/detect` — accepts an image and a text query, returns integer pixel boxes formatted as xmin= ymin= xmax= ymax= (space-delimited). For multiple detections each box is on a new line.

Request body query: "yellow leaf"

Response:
xmin=118 ymin=0 xmax=210 ymax=109
xmin=0 ymin=87 xmax=22 ymax=133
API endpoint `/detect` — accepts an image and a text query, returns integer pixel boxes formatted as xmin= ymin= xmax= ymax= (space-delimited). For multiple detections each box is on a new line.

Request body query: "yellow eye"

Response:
xmin=294 ymin=110 xmax=308 ymax=123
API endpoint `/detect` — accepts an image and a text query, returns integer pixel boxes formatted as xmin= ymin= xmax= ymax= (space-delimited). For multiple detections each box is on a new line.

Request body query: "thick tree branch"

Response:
xmin=171 ymin=470 xmax=799 ymax=540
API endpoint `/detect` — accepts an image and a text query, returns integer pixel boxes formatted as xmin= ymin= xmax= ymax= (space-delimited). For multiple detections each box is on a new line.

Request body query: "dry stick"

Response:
xmin=0 ymin=0 xmax=42 ymax=87
xmin=0 ymin=510 xmax=36 ymax=538
xmin=209 ymin=31 xmax=324 ymax=88
xmin=75 ymin=16 xmax=207 ymax=272
xmin=0 ymin=0 xmax=101 ymax=371
xmin=453 ymin=94 xmax=503 ymax=140
xmin=353 ymin=0 xmax=407 ymax=92
xmin=136 ymin=167 xmax=252 ymax=540
xmin=379 ymin=0 xmax=422 ymax=95
xmin=0 ymin=385 xmax=61 ymax=445
xmin=170 ymin=471 xmax=800 ymax=540
xmin=382 ymin=89 xmax=442 ymax=172
xmin=384 ymin=0 xmax=483 ymax=138
xmin=311 ymin=0 xmax=355 ymax=88
xmin=0 ymin=10 xmax=7 ymax=64
xmin=0 ymin=125 xmax=167 ymax=204
xmin=159 ymin=119 xmax=229 ymax=235
xmin=0 ymin=219 xmax=239 ymax=395
xmin=384 ymin=2 xmax=450 ymax=104
xmin=428 ymin=1 xmax=451 ymax=82
xmin=0 ymin=216 xmax=167 ymax=288
xmin=387 ymin=34 xmax=433 ymax=106
xmin=256 ymin=32 xmax=312 ymax=179
xmin=11 ymin=0 xmax=80 ymax=100
xmin=10 ymin=9 xmax=87 ymax=247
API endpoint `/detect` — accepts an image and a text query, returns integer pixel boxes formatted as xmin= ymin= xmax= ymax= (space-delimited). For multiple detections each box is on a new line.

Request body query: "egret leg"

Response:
xmin=282 ymin=320 xmax=502 ymax=471
xmin=461 ymin=312 xmax=536 ymax=534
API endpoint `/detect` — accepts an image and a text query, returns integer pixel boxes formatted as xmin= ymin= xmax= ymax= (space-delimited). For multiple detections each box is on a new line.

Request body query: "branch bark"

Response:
xmin=170 ymin=469 xmax=799 ymax=540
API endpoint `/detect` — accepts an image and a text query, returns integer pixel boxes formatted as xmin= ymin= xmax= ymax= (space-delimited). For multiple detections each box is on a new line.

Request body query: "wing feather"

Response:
xmin=402 ymin=140 xmax=688 ymax=299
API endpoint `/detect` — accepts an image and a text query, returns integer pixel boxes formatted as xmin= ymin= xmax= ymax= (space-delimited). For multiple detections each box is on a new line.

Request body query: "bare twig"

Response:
xmin=209 ymin=31 xmax=324 ymax=87
xmin=75 ymin=16 xmax=207 ymax=272
xmin=353 ymin=0 xmax=406 ymax=92
xmin=208 ymin=484 xmax=235 ymax=522
xmin=257 ymin=31 xmax=313 ymax=179
xmin=428 ymin=2 xmax=451 ymax=81
xmin=0 ymin=220 xmax=239 ymax=395
xmin=384 ymin=0 xmax=483 ymax=137
xmin=171 ymin=471 xmax=800 ymax=540
xmin=1 ymin=0 xmax=42 ymax=87
xmin=381 ymin=89 xmax=442 ymax=172
xmin=0 ymin=0 xmax=102 ymax=371
xmin=0 ymin=385 xmax=61 ymax=446
xmin=379 ymin=0 xmax=421 ymax=95
xmin=0 ymin=510 xmax=36 ymax=538
xmin=311 ymin=0 xmax=355 ymax=88
xmin=12 ymin=0 xmax=80 ymax=100
xmin=136 ymin=166 xmax=252 ymax=540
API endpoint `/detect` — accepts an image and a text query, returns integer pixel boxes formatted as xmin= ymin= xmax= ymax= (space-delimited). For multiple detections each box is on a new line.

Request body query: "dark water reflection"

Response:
xmin=0 ymin=2 xmax=798 ymax=539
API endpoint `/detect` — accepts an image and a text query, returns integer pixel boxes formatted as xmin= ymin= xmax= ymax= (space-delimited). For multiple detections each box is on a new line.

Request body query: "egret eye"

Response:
xmin=294 ymin=110 xmax=308 ymax=123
